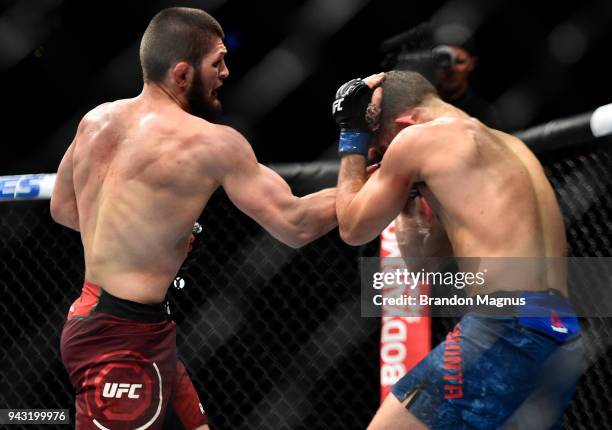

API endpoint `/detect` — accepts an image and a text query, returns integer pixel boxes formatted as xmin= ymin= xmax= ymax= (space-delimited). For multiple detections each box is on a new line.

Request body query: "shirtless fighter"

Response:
xmin=333 ymin=71 xmax=584 ymax=429
xmin=52 ymin=8 xmax=336 ymax=429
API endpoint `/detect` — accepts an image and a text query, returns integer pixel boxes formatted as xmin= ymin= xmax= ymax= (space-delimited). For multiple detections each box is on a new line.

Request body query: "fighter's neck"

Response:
xmin=139 ymin=83 xmax=190 ymax=113
xmin=414 ymin=98 xmax=470 ymax=123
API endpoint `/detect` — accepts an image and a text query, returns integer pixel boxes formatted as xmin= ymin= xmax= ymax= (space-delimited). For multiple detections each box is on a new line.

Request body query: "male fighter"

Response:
xmin=51 ymin=8 xmax=336 ymax=429
xmin=333 ymin=71 xmax=584 ymax=429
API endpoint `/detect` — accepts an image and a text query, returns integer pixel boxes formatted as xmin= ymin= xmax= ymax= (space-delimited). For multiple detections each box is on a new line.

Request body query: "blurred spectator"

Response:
xmin=380 ymin=22 xmax=504 ymax=130
xmin=433 ymin=39 xmax=503 ymax=129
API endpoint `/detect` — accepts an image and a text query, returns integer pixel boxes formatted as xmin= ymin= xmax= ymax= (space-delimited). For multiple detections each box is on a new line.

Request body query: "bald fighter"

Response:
xmin=52 ymin=8 xmax=336 ymax=429
xmin=333 ymin=71 xmax=583 ymax=429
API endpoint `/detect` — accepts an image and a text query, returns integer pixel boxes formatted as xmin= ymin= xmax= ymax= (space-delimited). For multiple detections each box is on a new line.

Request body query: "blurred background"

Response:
xmin=2 ymin=0 xmax=612 ymax=174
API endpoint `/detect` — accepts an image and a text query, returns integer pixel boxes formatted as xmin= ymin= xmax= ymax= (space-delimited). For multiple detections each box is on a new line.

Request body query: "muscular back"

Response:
xmin=72 ymin=99 xmax=218 ymax=303
xmin=395 ymin=117 xmax=567 ymax=294
xmin=54 ymin=91 xmax=336 ymax=304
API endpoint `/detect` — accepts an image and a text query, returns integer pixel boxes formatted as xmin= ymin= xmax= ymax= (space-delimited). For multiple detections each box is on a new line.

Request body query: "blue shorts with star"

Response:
xmin=391 ymin=290 xmax=584 ymax=429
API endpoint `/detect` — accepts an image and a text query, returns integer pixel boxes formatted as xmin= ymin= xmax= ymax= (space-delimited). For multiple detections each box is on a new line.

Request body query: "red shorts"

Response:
xmin=60 ymin=282 xmax=208 ymax=429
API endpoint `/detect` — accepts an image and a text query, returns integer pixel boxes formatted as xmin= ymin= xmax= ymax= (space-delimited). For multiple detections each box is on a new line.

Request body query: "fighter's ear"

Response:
xmin=395 ymin=113 xmax=418 ymax=128
xmin=169 ymin=61 xmax=194 ymax=89
xmin=371 ymin=86 xmax=383 ymax=107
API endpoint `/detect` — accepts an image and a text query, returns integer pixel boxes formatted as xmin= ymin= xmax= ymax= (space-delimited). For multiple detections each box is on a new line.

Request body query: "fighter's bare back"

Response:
xmin=393 ymin=115 xmax=567 ymax=295
xmin=71 ymin=96 xmax=222 ymax=303
xmin=52 ymin=87 xmax=336 ymax=304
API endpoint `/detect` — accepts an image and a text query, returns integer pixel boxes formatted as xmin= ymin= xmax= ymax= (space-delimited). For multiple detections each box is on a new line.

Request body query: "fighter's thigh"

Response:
xmin=170 ymin=360 xmax=209 ymax=429
xmin=367 ymin=393 xmax=429 ymax=430
xmin=74 ymin=349 xmax=172 ymax=430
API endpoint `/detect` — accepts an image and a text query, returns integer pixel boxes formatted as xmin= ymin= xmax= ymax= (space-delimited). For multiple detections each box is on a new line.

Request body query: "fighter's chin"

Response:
xmin=211 ymin=97 xmax=222 ymax=112
xmin=190 ymin=99 xmax=222 ymax=121
xmin=206 ymin=92 xmax=223 ymax=111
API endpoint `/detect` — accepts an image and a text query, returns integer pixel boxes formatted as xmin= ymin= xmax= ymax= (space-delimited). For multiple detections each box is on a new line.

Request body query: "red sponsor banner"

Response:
xmin=379 ymin=221 xmax=431 ymax=402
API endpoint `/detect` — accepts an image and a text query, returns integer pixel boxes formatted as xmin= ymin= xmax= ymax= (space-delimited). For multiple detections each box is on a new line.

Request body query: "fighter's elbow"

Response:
xmin=285 ymin=229 xmax=316 ymax=249
xmin=283 ymin=205 xmax=320 ymax=248
xmin=337 ymin=209 xmax=366 ymax=245
xmin=339 ymin=224 xmax=368 ymax=246
xmin=285 ymin=237 xmax=307 ymax=249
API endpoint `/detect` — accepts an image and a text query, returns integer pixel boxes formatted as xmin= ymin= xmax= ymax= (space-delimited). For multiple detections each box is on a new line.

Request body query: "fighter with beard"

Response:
xmin=53 ymin=8 xmax=337 ymax=430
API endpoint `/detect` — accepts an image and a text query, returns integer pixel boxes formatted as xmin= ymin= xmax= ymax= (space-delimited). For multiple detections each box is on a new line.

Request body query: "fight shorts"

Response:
xmin=60 ymin=282 xmax=208 ymax=429
xmin=391 ymin=289 xmax=584 ymax=429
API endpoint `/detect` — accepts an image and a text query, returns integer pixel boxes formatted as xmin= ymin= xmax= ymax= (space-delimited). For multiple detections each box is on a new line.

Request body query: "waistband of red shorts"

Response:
xmin=67 ymin=281 xmax=170 ymax=323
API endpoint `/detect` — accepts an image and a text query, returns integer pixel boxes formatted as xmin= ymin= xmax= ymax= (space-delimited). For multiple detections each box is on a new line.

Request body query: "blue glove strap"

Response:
xmin=338 ymin=131 xmax=370 ymax=156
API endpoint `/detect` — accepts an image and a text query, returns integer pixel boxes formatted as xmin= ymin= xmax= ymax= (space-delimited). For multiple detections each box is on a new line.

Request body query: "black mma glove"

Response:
xmin=332 ymin=78 xmax=373 ymax=156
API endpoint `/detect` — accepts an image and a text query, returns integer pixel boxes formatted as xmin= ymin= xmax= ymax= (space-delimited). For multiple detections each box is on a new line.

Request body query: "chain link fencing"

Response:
xmin=0 ymin=137 xmax=611 ymax=429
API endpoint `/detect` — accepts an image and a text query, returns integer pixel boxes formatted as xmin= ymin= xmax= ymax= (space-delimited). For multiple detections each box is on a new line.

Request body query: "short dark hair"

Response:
xmin=139 ymin=7 xmax=224 ymax=82
xmin=379 ymin=70 xmax=438 ymax=132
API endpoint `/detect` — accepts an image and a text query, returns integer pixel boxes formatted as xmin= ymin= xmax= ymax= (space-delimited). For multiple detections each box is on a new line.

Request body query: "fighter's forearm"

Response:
xmin=336 ymin=155 xmax=367 ymax=230
xmin=291 ymin=187 xmax=338 ymax=247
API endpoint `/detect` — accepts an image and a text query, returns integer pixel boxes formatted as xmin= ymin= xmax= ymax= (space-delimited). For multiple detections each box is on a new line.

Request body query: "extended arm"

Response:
xmin=218 ymin=127 xmax=336 ymax=248
xmin=50 ymin=141 xmax=80 ymax=232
